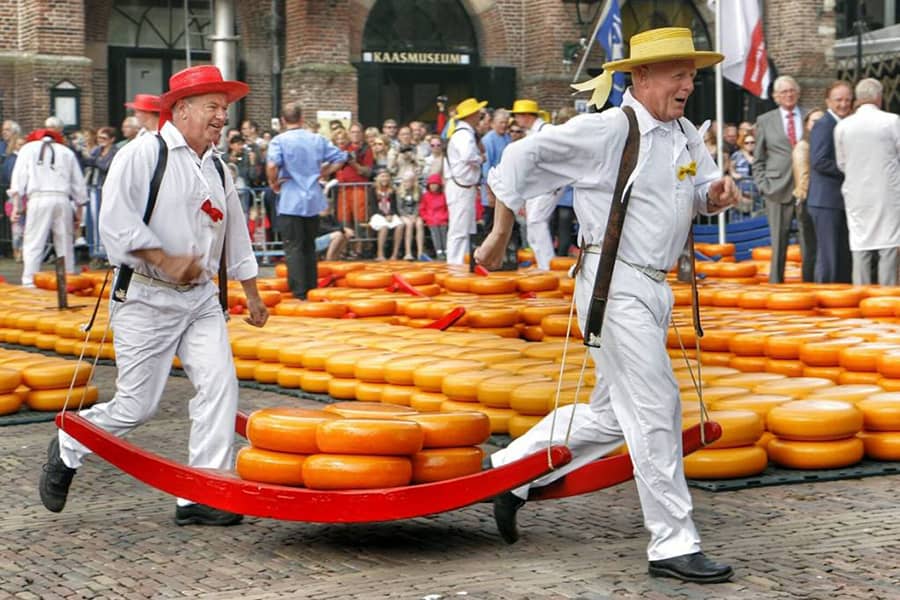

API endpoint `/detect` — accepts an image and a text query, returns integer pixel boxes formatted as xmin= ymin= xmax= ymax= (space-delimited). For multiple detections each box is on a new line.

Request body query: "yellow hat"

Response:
xmin=455 ymin=97 xmax=488 ymax=119
xmin=510 ymin=99 xmax=540 ymax=114
xmin=571 ymin=27 xmax=724 ymax=108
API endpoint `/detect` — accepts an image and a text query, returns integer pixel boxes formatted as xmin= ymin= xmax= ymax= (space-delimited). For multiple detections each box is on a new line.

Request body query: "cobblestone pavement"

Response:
xmin=3 ymin=259 xmax=900 ymax=599
xmin=3 ymin=363 xmax=900 ymax=600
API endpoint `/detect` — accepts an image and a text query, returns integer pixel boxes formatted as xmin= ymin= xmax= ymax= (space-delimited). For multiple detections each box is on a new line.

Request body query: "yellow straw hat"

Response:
xmin=572 ymin=27 xmax=724 ymax=108
xmin=455 ymin=97 xmax=488 ymax=119
xmin=510 ymin=99 xmax=540 ymax=114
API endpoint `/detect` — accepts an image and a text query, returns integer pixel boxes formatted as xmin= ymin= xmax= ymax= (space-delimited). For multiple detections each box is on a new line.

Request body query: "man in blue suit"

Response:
xmin=807 ymin=81 xmax=853 ymax=283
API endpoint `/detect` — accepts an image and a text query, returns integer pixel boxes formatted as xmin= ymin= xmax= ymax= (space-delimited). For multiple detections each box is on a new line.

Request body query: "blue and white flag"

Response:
xmin=597 ymin=0 xmax=626 ymax=106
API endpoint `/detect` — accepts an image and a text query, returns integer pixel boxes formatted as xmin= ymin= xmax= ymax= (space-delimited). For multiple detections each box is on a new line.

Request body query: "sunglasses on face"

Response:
xmin=510 ymin=129 xmax=523 ymax=134
xmin=744 ymin=139 xmax=756 ymax=144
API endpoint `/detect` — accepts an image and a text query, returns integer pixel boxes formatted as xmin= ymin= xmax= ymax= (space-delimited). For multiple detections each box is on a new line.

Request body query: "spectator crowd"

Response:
xmin=0 ymin=76 xmax=897 ymax=292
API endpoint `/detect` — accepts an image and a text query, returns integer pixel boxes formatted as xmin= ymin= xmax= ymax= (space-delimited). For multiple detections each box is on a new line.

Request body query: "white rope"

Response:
xmin=60 ymin=272 xmax=114 ymax=428
xmin=670 ymin=318 xmax=709 ymax=446
xmin=546 ymin=282 xmax=583 ymax=470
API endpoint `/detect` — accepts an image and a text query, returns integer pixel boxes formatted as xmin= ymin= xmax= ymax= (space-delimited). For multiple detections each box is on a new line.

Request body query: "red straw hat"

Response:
xmin=159 ymin=65 xmax=249 ymax=110
xmin=124 ymin=94 xmax=161 ymax=113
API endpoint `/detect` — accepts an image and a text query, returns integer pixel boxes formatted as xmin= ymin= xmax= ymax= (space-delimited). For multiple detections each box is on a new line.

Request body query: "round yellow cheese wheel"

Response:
xmin=0 ymin=367 xmax=21 ymax=394
xmin=767 ymin=399 xmax=863 ymax=441
xmin=236 ymin=446 xmax=306 ymax=486
xmin=355 ymin=381 xmax=385 ymax=402
xmin=710 ymin=372 xmax=786 ymax=390
xmin=383 ymin=356 xmax=443 ymax=386
xmin=509 ymin=381 xmax=585 ymax=416
xmin=300 ymin=370 xmax=332 ymax=394
xmin=752 ymin=377 xmax=834 ymax=399
xmin=327 ymin=377 xmax=359 ymax=400
xmin=508 ymin=414 xmax=543 ymax=439
xmin=683 ymin=409 xmax=764 ymax=449
xmin=354 ymin=352 xmax=404 ymax=383
xmin=27 ymin=385 xmax=99 ymax=411
xmin=412 ymin=359 xmax=486 ymax=393
xmin=402 ymin=411 xmax=491 ymax=448
xmin=409 ymin=391 xmax=448 ymax=412
xmin=0 ymin=392 xmax=23 ymax=415
xmin=476 ymin=374 xmax=552 ymax=408
xmin=857 ymin=393 xmax=900 ymax=431
xmin=683 ymin=446 xmax=768 ymax=480
xmin=302 ymin=454 xmax=412 ymax=490
xmin=246 ymin=407 xmax=338 ymax=454
xmin=276 ymin=366 xmax=307 ymax=389
xmin=253 ymin=362 xmax=282 ymax=385
xmin=858 ymin=431 xmax=900 ymax=461
xmin=316 ymin=418 xmax=423 ymax=455
xmin=379 ymin=384 xmax=416 ymax=406
xmin=441 ymin=369 xmax=509 ymax=401
xmin=411 ymin=447 xmax=484 ymax=483
xmin=22 ymin=360 xmax=92 ymax=390
xmin=708 ymin=394 xmax=793 ymax=425
xmin=806 ymin=384 xmax=882 ymax=404
xmin=767 ymin=437 xmax=864 ymax=469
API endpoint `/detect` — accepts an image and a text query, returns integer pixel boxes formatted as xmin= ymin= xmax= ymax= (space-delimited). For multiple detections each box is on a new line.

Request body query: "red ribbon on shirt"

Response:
xmin=200 ymin=199 xmax=223 ymax=222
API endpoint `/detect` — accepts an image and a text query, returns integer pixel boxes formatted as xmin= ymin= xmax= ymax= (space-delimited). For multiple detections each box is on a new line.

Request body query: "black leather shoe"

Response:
xmin=492 ymin=491 xmax=525 ymax=544
xmin=174 ymin=503 xmax=243 ymax=526
xmin=39 ymin=437 xmax=76 ymax=513
xmin=648 ymin=551 xmax=733 ymax=584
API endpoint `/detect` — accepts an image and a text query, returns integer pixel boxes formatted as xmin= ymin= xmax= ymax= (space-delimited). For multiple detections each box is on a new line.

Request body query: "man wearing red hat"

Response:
xmin=8 ymin=116 xmax=87 ymax=287
xmin=40 ymin=65 xmax=268 ymax=527
xmin=125 ymin=93 xmax=162 ymax=135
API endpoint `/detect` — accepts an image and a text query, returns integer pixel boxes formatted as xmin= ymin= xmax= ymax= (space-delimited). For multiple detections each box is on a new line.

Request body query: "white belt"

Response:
xmin=583 ymin=245 xmax=668 ymax=283
xmin=132 ymin=272 xmax=200 ymax=292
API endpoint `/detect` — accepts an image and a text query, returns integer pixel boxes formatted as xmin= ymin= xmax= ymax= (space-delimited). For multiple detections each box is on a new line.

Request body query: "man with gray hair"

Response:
xmin=834 ymin=78 xmax=900 ymax=285
xmin=116 ymin=116 xmax=140 ymax=149
xmin=754 ymin=75 xmax=808 ymax=283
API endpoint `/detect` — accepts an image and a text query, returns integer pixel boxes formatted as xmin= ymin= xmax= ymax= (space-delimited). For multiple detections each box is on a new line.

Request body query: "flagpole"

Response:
xmin=715 ymin=0 xmax=726 ymax=244
xmin=572 ymin=0 xmax=612 ymax=83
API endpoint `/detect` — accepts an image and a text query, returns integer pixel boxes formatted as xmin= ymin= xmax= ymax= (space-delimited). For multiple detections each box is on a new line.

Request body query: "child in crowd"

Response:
xmin=368 ymin=168 xmax=404 ymax=261
xmin=316 ymin=202 xmax=355 ymax=261
xmin=396 ymin=173 xmax=425 ymax=260
xmin=419 ymin=173 xmax=448 ymax=260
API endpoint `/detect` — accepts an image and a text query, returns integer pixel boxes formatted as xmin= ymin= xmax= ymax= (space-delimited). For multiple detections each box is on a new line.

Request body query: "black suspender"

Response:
xmin=113 ymin=135 xmax=229 ymax=311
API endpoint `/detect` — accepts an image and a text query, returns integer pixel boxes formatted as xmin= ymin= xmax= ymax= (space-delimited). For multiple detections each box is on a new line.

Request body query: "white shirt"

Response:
xmin=100 ymin=121 xmax=258 ymax=285
xmin=488 ymin=88 xmax=721 ymax=271
xmin=834 ymin=103 xmax=900 ymax=250
xmin=443 ymin=121 xmax=482 ymax=187
xmin=9 ymin=138 xmax=87 ymax=205
xmin=528 ymin=118 xmax=548 ymax=135
xmin=780 ymin=106 xmax=803 ymax=142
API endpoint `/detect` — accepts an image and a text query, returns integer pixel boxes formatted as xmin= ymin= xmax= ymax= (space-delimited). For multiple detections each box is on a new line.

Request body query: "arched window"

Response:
xmin=108 ymin=0 xmax=212 ymax=50
xmin=620 ymin=0 xmax=712 ymax=54
xmin=363 ymin=0 xmax=478 ymax=57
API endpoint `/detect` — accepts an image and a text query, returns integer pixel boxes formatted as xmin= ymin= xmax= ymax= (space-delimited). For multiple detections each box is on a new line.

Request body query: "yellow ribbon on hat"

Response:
xmin=570 ymin=70 xmax=614 ymax=109
xmin=677 ymin=161 xmax=697 ymax=181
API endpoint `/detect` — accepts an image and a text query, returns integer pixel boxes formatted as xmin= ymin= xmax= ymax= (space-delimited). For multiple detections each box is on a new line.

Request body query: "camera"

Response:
xmin=399 ymin=144 xmax=415 ymax=154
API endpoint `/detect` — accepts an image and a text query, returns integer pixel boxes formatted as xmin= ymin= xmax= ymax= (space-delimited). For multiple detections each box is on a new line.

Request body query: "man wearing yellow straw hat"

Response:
xmin=443 ymin=97 xmax=487 ymax=265
xmin=510 ymin=98 xmax=559 ymax=270
xmin=476 ymin=28 xmax=740 ymax=584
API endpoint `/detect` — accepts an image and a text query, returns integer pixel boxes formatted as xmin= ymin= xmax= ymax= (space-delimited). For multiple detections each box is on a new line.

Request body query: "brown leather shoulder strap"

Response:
xmin=583 ymin=106 xmax=641 ymax=347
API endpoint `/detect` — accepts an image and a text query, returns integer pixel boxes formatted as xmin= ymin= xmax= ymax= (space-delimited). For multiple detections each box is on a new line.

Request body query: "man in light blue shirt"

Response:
xmin=480 ymin=108 xmax=510 ymax=234
xmin=266 ymin=102 xmax=347 ymax=299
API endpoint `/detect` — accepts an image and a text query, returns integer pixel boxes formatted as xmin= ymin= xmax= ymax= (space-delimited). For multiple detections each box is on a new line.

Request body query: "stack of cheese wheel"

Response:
xmin=682 ymin=409 xmax=768 ymax=479
xmin=0 ymin=366 xmax=22 ymax=415
xmin=5 ymin=354 xmax=98 ymax=412
xmin=237 ymin=403 xmax=490 ymax=488
xmin=856 ymin=392 xmax=900 ymax=461
xmin=766 ymin=400 xmax=864 ymax=469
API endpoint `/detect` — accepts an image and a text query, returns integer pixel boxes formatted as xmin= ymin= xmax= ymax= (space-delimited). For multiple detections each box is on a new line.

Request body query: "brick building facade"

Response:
xmin=0 ymin=1 xmax=881 ymax=135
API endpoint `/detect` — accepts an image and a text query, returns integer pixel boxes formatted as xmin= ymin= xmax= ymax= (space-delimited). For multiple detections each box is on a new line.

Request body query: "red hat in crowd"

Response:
xmin=124 ymin=94 xmax=161 ymax=113
xmin=25 ymin=129 xmax=65 ymax=144
xmin=159 ymin=65 xmax=249 ymax=111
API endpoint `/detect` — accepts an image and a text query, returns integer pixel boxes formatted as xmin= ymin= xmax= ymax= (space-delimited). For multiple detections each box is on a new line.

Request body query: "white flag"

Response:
xmin=715 ymin=0 xmax=772 ymax=98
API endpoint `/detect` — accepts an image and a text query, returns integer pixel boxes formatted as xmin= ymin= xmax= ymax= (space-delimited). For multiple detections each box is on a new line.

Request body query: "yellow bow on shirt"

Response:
xmin=677 ymin=161 xmax=697 ymax=181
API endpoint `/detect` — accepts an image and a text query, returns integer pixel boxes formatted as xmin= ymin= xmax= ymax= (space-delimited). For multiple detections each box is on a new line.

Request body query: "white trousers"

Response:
xmin=59 ymin=279 xmax=239 ymax=507
xmin=525 ymin=194 xmax=557 ymax=270
xmin=21 ymin=194 xmax=74 ymax=287
xmin=490 ymin=253 xmax=701 ymax=561
xmin=445 ymin=180 xmax=477 ymax=265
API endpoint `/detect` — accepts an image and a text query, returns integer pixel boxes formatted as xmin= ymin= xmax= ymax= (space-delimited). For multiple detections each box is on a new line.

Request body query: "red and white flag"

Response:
xmin=712 ymin=0 xmax=772 ymax=98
